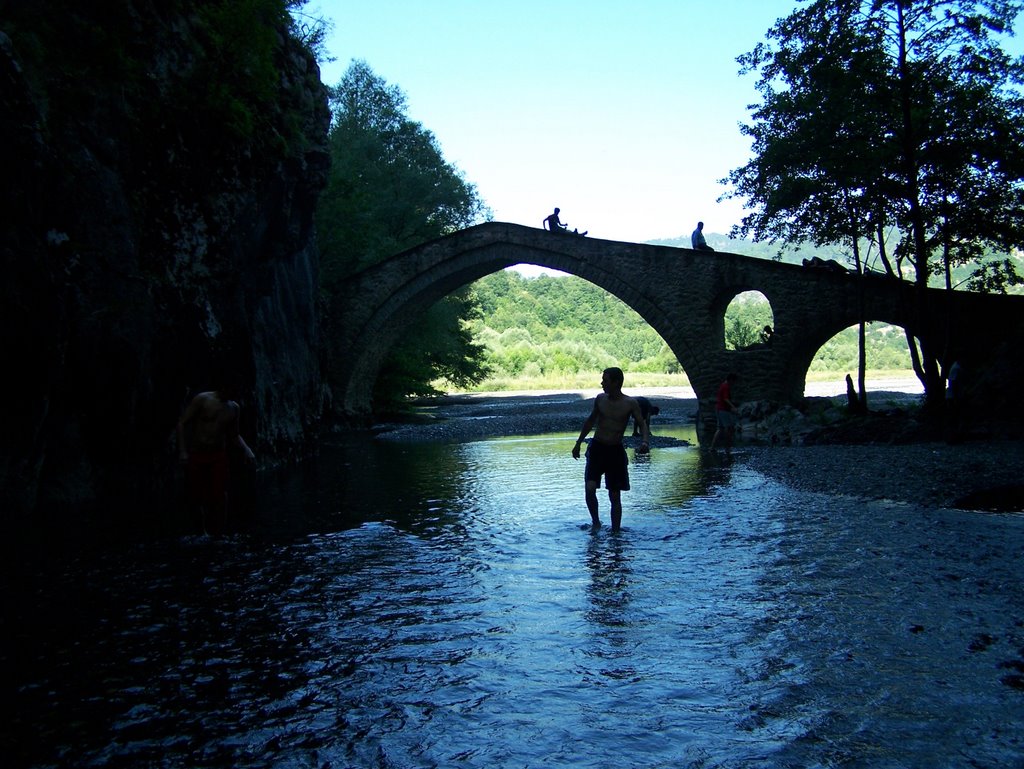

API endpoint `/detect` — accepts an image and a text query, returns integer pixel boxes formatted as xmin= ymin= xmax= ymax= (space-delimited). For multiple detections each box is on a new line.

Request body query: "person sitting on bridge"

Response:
xmin=802 ymin=256 xmax=847 ymax=274
xmin=544 ymin=207 xmax=587 ymax=236
xmin=691 ymin=221 xmax=715 ymax=252
xmin=544 ymin=207 xmax=566 ymax=232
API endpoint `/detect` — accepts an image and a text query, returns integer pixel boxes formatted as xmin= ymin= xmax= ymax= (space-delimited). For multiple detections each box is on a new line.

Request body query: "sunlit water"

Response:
xmin=6 ymin=427 xmax=1024 ymax=768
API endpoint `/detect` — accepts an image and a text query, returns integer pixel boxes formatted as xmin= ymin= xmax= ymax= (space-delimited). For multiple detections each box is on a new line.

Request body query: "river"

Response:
xmin=6 ymin=422 xmax=1024 ymax=768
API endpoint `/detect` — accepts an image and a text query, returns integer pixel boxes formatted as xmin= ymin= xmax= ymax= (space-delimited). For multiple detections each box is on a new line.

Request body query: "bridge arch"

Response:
xmin=806 ymin=320 xmax=919 ymax=384
xmin=720 ymin=289 xmax=776 ymax=351
xmin=330 ymin=222 xmax=1024 ymax=424
xmin=337 ymin=238 xmax=699 ymax=416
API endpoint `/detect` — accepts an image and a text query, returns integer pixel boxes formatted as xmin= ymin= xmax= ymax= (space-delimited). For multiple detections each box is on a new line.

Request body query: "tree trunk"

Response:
xmin=876 ymin=218 xmax=896 ymax=278
xmin=895 ymin=2 xmax=943 ymax=411
xmin=853 ymin=234 xmax=868 ymax=413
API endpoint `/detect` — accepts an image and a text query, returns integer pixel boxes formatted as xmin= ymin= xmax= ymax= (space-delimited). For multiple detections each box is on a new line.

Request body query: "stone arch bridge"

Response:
xmin=332 ymin=222 xmax=1024 ymax=425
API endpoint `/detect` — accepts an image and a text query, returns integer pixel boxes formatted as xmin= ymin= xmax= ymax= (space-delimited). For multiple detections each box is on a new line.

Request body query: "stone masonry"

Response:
xmin=332 ymin=222 xmax=1024 ymax=427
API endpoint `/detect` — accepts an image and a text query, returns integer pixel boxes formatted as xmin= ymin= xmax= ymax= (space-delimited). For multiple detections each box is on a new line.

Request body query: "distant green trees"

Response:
xmin=724 ymin=292 xmax=774 ymax=350
xmin=469 ymin=271 xmax=679 ymax=382
xmin=466 ymin=269 xmax=913 ymax=390
xmin=814 ymin=324 xmax=913 ymax=372
xmin=316 ymin=61 xmax=491 ymax=408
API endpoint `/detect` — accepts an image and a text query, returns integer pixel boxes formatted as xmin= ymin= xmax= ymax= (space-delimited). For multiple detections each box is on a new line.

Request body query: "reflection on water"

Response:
xmin=6 ymin=427 xmax=1024 ymax=768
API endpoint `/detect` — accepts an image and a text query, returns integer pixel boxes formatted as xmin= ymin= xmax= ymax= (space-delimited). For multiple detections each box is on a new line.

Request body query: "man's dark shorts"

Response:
xmin=187 ymin=450 xmax=229 ymax=509
xmin=584 ymin=440 xmax=630 ymax=491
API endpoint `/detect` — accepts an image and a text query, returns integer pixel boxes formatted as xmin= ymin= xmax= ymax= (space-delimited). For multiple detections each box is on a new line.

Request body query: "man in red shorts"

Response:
xmin=571 ymin=367 xmax=650 ymax=532
xmin=177 ymin=389 xmax=255 ymax=534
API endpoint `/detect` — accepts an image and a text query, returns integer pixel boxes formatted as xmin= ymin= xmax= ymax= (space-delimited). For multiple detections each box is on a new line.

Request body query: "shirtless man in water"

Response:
xmin=571 ymin=367 xmax=650 ymax=531
xmin=177 ymin=389 xmax=255 ymax=534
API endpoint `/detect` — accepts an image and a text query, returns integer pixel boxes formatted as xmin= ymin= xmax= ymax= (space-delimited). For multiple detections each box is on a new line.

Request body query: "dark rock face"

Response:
xmin=0 ymin=3 xmax=330 ymax=523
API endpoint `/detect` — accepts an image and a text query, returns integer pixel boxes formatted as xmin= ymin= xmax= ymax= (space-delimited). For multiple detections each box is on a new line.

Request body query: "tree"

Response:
xmin=723 ymin=0 xmax=895 ymax=409
xmin=723 ymin=0 xmax=1024 ymax=410
xmin=374 ymin=289 xmax=489 ymax=402
xmin=317 ymin=61 xmax=491 ymax=407
xmin=286 ymin=1 xmax=334 ymax=64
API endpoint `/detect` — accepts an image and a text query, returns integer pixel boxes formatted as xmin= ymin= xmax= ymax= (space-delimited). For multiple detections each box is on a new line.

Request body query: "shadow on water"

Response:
xmin=585 ymin=534 xmax=632 ymax=631
xmin=250 ymin=424 xmax=719 ymax=540
xmin=251 ymin=433 xmax=472 ymax=537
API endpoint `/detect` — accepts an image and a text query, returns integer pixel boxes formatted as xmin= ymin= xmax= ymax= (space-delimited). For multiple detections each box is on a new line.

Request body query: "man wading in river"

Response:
xmin=177 ymin=388 xmax=256 ymax=535
xmin=572 ymin=367 xmax=650 ymax=531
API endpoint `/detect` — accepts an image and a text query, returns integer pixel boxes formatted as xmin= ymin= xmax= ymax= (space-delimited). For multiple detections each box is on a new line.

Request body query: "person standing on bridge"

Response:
xmin=572 ymin=367 xmax=649 ymax=532
xmin=691 ymin=221 xmax=715 ymax=252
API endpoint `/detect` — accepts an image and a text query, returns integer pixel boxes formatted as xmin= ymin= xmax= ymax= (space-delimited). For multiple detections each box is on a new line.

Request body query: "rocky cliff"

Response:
xmin=0 ymin=1 xmax=330 ymax=526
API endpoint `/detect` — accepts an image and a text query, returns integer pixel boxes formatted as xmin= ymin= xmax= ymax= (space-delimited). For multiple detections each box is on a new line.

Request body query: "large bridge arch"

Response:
xmin=330 ymin=222 xmax=1024 ymax=423
xmin=334 ymin=235 xmax=701 ymax=417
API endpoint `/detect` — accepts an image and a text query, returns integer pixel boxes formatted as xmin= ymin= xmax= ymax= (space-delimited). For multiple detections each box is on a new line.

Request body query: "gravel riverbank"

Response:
xmin=374 ymin=385 xmax=1024 ymax=513
xmin=742 ymin=440 xmax=1024 ymax=511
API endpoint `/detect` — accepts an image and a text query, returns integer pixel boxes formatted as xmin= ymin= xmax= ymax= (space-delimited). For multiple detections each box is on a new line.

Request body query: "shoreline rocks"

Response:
xmin=741 ymin=440 xmax=1024 ymax=512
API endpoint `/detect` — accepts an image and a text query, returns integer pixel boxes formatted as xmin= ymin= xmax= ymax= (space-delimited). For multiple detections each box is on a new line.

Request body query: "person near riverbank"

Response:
xmin=633 ymin=395 xmax=660 ymax=436
xmin=945 ymin=359 xmax=964 ymax=443
xmin=709 ymin=372 xmax=739 ymax=456
xmin=177 ymin=389 xmax=256 ymax=535
xmin=571 ymin=367 xmax=650 ymax=531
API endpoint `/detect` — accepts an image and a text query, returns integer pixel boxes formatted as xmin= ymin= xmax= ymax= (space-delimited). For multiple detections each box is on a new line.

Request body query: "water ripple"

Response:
xmin=6 ymin=428 xmax=1024 ymax=768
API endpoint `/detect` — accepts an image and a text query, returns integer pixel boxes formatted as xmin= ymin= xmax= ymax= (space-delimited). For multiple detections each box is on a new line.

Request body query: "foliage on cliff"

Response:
xmin=3 ymin=0 xmax=320 ymax=164
xmin=317 ymin=60 xmax=491 ymax=406
xmin=1 ymin=1 xmax=330 ymax=520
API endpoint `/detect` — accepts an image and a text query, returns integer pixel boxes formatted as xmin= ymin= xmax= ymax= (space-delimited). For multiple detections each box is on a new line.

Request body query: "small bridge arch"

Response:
xmin=330 ymin=222 xmax=1024 ymax=424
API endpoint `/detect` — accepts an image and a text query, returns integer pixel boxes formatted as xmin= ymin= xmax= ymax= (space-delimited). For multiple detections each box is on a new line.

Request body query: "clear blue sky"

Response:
xmin=309 ymin=1 xmax=1024 ymax=245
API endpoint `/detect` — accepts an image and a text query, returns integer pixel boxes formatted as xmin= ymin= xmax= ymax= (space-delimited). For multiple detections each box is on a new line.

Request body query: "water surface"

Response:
xmin=7 ymin=428 xmax=1024 ymax=768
